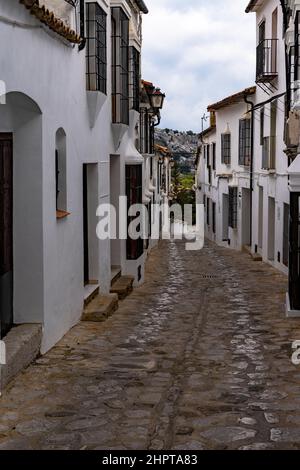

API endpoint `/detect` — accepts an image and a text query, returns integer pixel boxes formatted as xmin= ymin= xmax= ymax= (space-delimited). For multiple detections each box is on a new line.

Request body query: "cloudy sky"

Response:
xmin=142 ymin=0 xmax=256 ymax=132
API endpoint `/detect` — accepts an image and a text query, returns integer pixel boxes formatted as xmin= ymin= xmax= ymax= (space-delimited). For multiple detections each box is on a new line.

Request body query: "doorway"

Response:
xmin=0 ymin=134 xmax=13 ymax=338
xmin=110 ymin=155 xmax=121 ymax=276
xmin=258 ymin=186 xmax=264 ymax=251
xmin=83 ymin=165 xmax=89 ymax=285
xmin=83 ymin=164 xmax=99 ymax=287
xmin=268 ymin=197 xmax=275 ymax=261
xmin=283 ymin=203 xmax=289 ymax=267
xmin=242 ymin=188 xmax=251 ymax=247
xmin=222 ymin=194 xmax=229 ymax=241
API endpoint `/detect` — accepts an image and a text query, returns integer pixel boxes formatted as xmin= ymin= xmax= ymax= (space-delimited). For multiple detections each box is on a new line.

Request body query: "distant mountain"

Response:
xmin=155 ymin=128 xmax=198 ymax=173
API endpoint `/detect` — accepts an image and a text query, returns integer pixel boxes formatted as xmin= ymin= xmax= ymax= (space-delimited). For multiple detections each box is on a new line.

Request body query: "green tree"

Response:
xmin=172 ymin=162 xmax=183 ymax=202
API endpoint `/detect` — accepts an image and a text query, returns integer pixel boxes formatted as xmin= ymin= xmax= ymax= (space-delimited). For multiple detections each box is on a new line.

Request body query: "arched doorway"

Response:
xmin=0 ymin=92 xmax=43 ymax=338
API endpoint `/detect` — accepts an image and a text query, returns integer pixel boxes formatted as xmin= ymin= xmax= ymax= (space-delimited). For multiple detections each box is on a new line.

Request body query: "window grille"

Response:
xmin=129 ymin=47 xmax=140 ymax=112
xmin=139 ymin=108 xmax=150 ymax=154
xmin=206 ymin=145 xmax=210 ymax=169
xmin=239 ymin=119 xmax=251 ymax=166
xmin=208 ymin=166 xmax=212 ymax=186
xmin=228 ymin=187 xmax=238 ymax=229
xmin=212 ymin=143 xmax=216 ymax=170
xmin=55 ymin=150 xmax=60 ymax=211
xmin=86 ymin=3 xmax=107 ymax=94
xmin=262 ymin=136 xmax=276 ymax=170
xmin=112 ymin=7 xmax=129 ymax=125
xmin=221 ymin=133 xmax=231 ymax=165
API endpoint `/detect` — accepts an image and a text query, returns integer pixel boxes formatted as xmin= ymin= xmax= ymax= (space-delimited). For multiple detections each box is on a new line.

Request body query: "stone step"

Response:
xmin=84 ymin=285 xmax=99 ymax=308
xmin=82 ymin=294 xmax=118 ymax=322
xmin=1 ymin=324 xmax=42 ymax=390
xmin=110 ymin=275 xmax=135 ymax=300
xmin=242 ymin=245 xmax=263 ymax=262
xmin=111 ymin=266 xmax=122 ymax=286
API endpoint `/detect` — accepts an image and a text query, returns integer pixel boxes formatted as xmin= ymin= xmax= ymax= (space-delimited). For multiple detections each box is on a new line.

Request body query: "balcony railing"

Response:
xmin=256 ymin=39 xmax=278 ymax=83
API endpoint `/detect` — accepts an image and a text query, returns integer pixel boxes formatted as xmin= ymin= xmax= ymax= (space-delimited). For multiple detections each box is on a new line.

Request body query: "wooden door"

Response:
xmin=0 ymin=134 xmax=13 ymax=338
xmin=83 ymin=165 xmax=89 ymax=285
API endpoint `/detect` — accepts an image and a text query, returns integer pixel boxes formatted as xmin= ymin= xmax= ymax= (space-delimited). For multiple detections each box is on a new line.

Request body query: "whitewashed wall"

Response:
xmin=250 ymin=0 xmax=289 ymax=275
xmin=0 ymin=0 xmax=147 ymax=352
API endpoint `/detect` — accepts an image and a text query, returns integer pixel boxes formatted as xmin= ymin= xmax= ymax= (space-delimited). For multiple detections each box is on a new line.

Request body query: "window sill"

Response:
xmin=56 ymin=210 xmax=70 ymax=220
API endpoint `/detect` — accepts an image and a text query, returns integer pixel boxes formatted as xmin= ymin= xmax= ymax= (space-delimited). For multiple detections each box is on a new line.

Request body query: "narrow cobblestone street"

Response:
xmin=1 ymin=241 xmax=300 ymax=450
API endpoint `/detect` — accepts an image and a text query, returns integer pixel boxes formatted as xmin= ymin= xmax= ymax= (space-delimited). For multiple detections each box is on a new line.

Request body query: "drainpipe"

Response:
xmin=153 ymin=111 xmax=161 ymax=127
xmin=244 ymin=94 xmax=255 ymax=248
xmin=280 ymin=0 xmax=290 ymax=119
xmin=78 ymin=0 xmax=86 ymax=51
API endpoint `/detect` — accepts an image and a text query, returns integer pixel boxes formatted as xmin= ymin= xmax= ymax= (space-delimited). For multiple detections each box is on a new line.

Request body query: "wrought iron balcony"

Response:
xmin=256 ymin=39 xmax=278 ymax=83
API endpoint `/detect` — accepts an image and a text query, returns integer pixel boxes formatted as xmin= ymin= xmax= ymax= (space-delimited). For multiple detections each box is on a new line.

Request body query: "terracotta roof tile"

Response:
xmin=207 ymin=86 xmax=256 ymax=112
xmin=155 ymin=144 xmax=172 ymax=156
xmin=20 ymin=0 xmax=81 ymax=44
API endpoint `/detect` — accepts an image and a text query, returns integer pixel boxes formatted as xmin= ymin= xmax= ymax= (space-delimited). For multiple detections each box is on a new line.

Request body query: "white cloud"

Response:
xmin=142 ymin=0 xmax=256 ymax=131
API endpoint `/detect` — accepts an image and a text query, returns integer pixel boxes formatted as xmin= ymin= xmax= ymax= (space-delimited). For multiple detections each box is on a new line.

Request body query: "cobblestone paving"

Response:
xmin=1 ymin=240 xmax=300 ymax=450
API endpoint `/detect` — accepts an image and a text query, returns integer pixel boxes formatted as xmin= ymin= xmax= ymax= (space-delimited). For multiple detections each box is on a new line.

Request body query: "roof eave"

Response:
xmin=199 ymin=126 xmax=216 ymax=138
xmin=245 ymin=0 xmax=264 ymax=13
xmin=135 ymin=0 xmax=149 ymax=14
xmin=207 ymin=87 xmax=256 ymax=112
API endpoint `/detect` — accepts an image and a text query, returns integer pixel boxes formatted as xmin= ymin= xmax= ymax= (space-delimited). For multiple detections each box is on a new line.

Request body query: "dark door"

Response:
xmin=0 ymin=134 xmax=13 ymax=339
xmin=259 ymin=21 xmax=265 ymax=44
xmin=289 ymin=193 xmax=300 ymax=310
xmin=83 ymin=165 xmax=89 ymax=285
xmin=283 ymin=203 xmax=289 ymax=267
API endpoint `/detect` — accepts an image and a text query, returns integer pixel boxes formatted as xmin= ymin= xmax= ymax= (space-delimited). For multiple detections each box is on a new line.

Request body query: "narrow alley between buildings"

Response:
xmin=0 ymin=240 xmax=300 ymax=450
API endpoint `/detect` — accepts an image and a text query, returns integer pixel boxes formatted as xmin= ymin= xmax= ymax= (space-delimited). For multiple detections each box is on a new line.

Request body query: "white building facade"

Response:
xmin=196 ymin=88 xmax=256 ymax=253
xmin=0 ymin=0 xmax=167 ymax=373
xmin=284 ymin=0 xmax=300 ymax=313
xmin=196 ymin=0 xmax=291 ymax=283
xmin=246 ymin=0 xmax=290 ymax=276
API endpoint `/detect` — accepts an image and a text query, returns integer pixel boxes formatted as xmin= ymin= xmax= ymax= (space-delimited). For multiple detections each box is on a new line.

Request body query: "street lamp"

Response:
xmin=150 ymin=88 xmax=166 ymax=111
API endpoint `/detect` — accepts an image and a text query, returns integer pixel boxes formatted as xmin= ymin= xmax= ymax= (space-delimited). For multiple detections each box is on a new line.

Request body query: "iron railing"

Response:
xmin=256 ymin=39 xmax=278 ymax=83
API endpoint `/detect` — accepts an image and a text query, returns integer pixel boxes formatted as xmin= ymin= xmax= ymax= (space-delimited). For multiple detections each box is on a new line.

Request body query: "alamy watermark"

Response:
xmin=0 ymin=80 xmax=6 ymax=104
xmin=292 ymin=341 xmax=300 ymax=365
xmin=96 ymin=199 xmax=204 ymax=251
xmin=0 ymin=341 xmax=5 ymax=365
